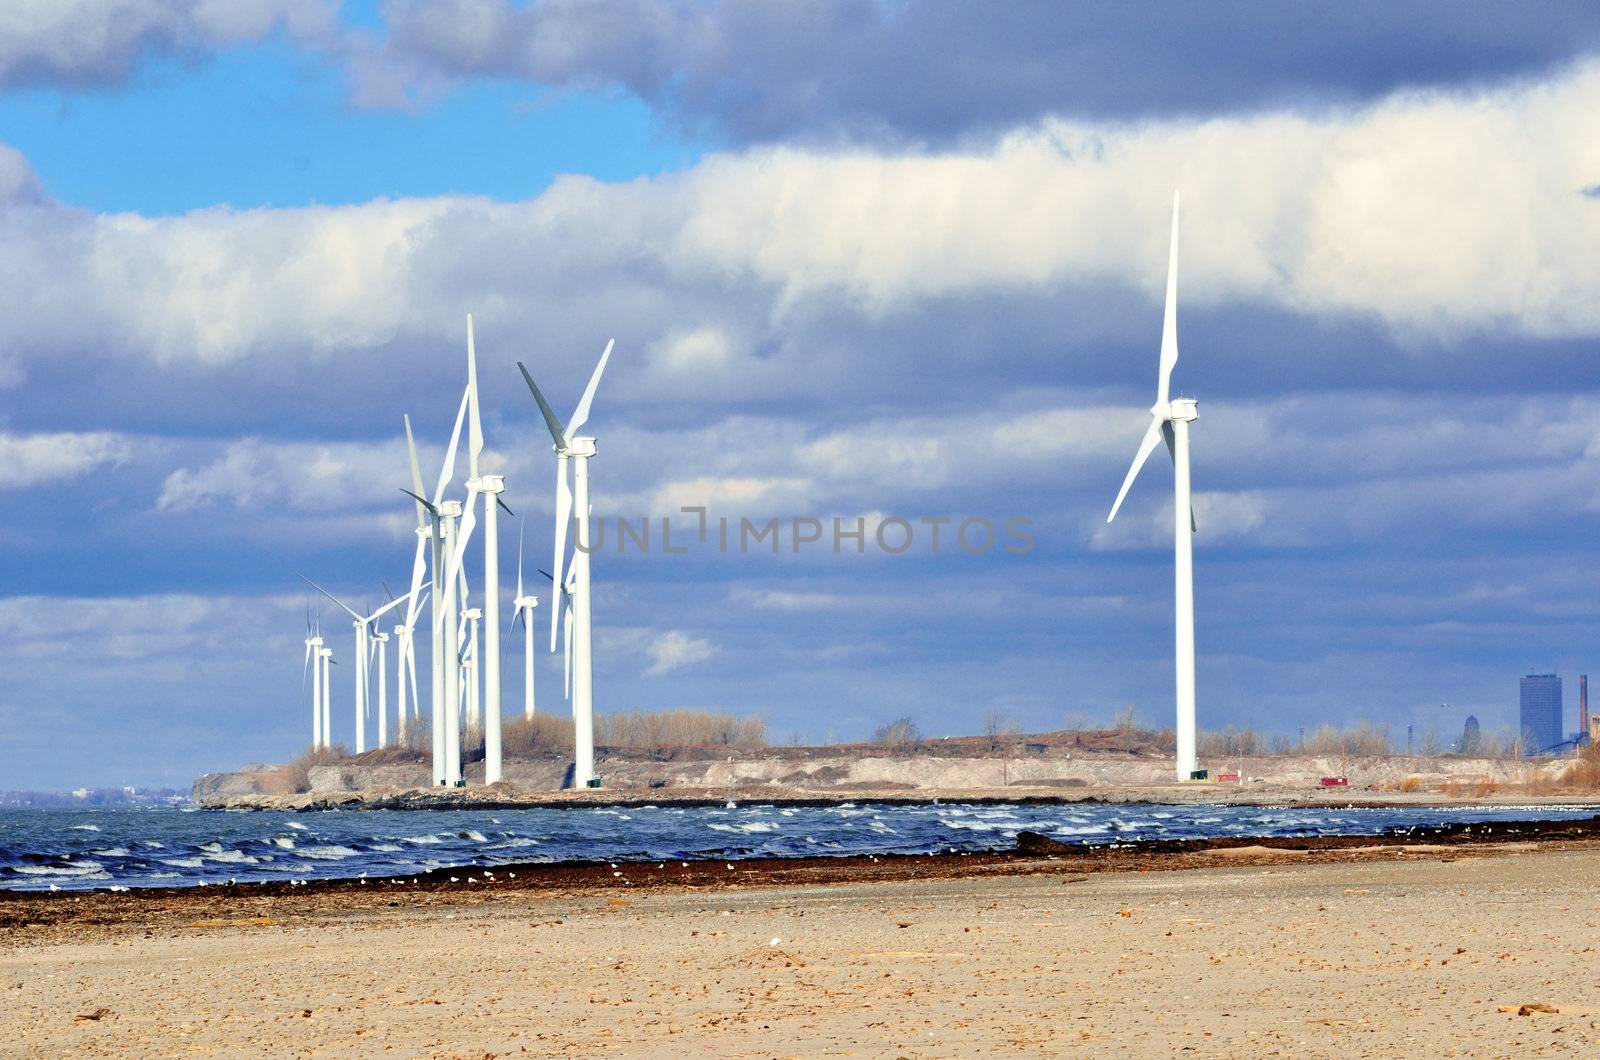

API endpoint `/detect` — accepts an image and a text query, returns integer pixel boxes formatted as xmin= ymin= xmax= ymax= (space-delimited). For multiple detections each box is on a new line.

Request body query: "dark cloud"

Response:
xmin=0 ymin=0 xmax=337 ymax=90
xmin=356 ymin=0 xmax=1600 ymax=143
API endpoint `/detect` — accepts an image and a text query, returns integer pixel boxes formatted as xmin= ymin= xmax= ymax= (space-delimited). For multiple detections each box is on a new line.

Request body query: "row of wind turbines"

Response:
xmin=301 ymin=317 xmax=614 ymax=787
xmin=298 ymin=192 xmax=1206 ymax=787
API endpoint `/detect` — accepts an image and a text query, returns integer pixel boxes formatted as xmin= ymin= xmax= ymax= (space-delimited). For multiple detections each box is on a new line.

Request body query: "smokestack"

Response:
xmin=1582 ymin=675 xmax=1589 ymax=744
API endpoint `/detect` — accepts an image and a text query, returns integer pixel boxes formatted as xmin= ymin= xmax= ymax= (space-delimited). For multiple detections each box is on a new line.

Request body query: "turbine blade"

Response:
xmin=563 ymin=600 xmax=573 ymax=700
xmin=407 ymin=638 xmax=420 ymax=718
xmin=496 ymin=497 xmax=515 ymax=517
xmin=516 ymin=519 xmax=525 ymax=601
xmin=299 ymin=575 xmax=362 ymax=620
xmin=466 ymin=314 xmax=484 ymax=479
xmin=1156 ymin=191 xmax=1180 ymax=407
xmin=433 ymin=385 xmax=471 ymax=505
xmin=400 ymin=488 xmax=439 ymax=517
xmin=566 ymin=338 xmax=614 ymax=438
xmin=404 ymin=414 xmax=427 ymax=529
xmin=517 ymin=362 xmax=568 ymax=451
xmin=550 ymin=454 xmax=571 ymax=652
xmin=443 ymin=487 xmax=482 ymax=614
xmin=1107 ymin=416 xmax=1165 ymax=523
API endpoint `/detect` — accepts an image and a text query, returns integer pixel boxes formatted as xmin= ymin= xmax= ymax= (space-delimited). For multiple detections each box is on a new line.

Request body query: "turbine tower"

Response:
xmin=319 ymin=645 xmax=333 ymax=748
xmin=518 ymin=339 xmax=614 ymax=788
xmin=305 ymin=625 xmax=324 ymax=749
xmin=511 ymin=522 xmax=539 ymax=720
xmin=444 ymin=316 xmax=513 ymax=784
xmin=372 ymin=630 xmax=390 ymax=746
xmin=403 ymin=387 xmax=470 ymax=785
xmin=1106 ymin=191 xmax=1202 ymax=783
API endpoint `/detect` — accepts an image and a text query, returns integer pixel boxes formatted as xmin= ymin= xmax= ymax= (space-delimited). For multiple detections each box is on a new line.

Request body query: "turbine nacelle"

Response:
xmin=437 ymin=500 xmax=463 ymax=519
xmin=1158 ymin=398 xmax=1199 ymax=423
xmin=562 ymin=437 xmax=597 ymax=459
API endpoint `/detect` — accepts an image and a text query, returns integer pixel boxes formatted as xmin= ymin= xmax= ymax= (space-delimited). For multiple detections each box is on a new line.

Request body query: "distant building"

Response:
xmin=1461 ymin=715 xmax=1481 ymax=755
xmin=1520 ymin=674 xmax=1563 ymax=755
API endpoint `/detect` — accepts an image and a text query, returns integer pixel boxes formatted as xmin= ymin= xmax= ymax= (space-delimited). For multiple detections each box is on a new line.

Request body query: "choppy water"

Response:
xmin=3 ymin=802 xmax=1595 ymax=892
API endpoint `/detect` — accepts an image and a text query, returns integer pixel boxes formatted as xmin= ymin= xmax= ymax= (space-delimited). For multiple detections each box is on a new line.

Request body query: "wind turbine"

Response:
xmin=304 ymin=610 xmax=324 ymax=749
xmin=1105 ymin=191 xmax=1202 ymax=783
xmin=511 ymin=522 xmax=539 ymax=720
xmin=461 ymin=607 xmax=482 ymax=733
xmin=303 ymin=580 xmax=423 ymax=754
xmin=403 ymin=386 xmax=470 ymax=785
xmin=319 ymin=645 xmax=333 ymax=748
xmin=442 ymin=315 xmax=514 ymax=784
xmin=518 ymin=339 xmax=614 ymax=788
xmin=372 ymin=630 xmax=390 ymax=746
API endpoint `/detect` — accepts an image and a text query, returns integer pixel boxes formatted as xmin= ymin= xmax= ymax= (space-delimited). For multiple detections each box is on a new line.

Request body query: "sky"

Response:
xmin=2 ymin=1 xmax=1599 ymax=790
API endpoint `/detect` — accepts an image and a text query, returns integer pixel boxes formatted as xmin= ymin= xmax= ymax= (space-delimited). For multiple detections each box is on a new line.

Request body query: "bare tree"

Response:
xmin=982 ymin=710 xmax=1018 ymax=751
xmin=872 ymin=716 xmax=921 ymax=750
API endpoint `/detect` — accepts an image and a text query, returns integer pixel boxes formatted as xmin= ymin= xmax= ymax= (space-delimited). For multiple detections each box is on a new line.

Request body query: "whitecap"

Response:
xmin=271 ymin=837 xmax=296 ymax=849
xmin=369 ymin=843 xmax=403 ymax=853
xmin=70 ymin=824 xmax=101 ymax=832
xmin=203 ymin=849 xmax=260 ymax=865
xmin=402 ymin=834 xmax=444 ymax=845
xmin=12 ymin=861 xmax=105 ymax=877
xmin=459 ymin=830 xmax=489 ymax=842
xmin=160 ymin=857 xmax=205 ymax=868
xmin=89 ymin=847 xmax=131 ymax=858
xmin=287 ymin=821 xmax=309 ymax=831
xmin=707 ymin=821 xmax=778 ymax=834
xmin=297 ymin=845 xmax=360 ymax=860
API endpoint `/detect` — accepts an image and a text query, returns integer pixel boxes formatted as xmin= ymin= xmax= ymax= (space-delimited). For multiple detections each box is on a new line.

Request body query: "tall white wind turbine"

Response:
xmin=305 ymin=621 xmax=324 ymax=749
xmin=1106 ymin=192 xmax=1202 ymax=783
xmin=444 ymin=316 xmax=513 ymax=785
xmin=518 ymin=340 xmax=614 ymax=788
xmin=403 ymin=386 xmax=471 ymax=785
xmin=510 ymin=522 xmax=539 ymax=720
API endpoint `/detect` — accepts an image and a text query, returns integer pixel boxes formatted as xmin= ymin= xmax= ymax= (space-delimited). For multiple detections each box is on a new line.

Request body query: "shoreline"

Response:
xmin=191 ymin=782 xmax=1600 ymax=812
xmin=7 ymin=813 xmax=1597 ymax=942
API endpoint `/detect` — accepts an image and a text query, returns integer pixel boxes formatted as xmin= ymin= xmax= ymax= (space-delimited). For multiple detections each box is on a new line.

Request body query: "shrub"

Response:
xmin=594 ymin=709 xmax=766 ymax=749
xmin=502 ymin=713 xmax=577 ymax=756
xmin=282 ymin=744 xmax=349 ymax=793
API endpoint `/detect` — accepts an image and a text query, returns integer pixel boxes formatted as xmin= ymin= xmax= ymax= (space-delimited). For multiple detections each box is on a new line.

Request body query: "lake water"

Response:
xmin=3 ymin=802 xmax=1595 ymax=891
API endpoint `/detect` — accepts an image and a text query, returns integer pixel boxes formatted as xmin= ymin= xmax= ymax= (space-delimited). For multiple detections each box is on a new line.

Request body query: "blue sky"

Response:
xmin=1 ymin=1 xmax=1599 ymax=789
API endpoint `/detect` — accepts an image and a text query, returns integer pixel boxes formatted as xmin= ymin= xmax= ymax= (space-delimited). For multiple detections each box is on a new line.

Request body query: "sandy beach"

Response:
xmin=5 ymin=833 xmax=1599 ymax=1057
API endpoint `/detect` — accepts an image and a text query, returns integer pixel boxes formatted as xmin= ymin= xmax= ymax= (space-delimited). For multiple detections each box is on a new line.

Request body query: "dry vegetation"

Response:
xmin=595 ymin=709 xmax=766 ymax=749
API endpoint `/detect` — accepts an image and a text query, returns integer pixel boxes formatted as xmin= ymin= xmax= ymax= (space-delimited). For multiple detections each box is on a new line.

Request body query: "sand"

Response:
xmin=5 ymin=844 xmax=1600 ymax=1057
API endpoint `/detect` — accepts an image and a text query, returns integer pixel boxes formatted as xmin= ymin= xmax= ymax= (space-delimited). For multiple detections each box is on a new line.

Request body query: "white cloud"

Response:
xmin=155 ymin=435 xmax=410 ymax=512
xmin=644 ymin=629 xmax=716 ymax=675
xmin=732 ymin=587 xmax=845 ymax=611
xmin=0 ymin=60 xmax=1596 ymax=378
xmin=0 ymin=428 xmax=131 ymax=488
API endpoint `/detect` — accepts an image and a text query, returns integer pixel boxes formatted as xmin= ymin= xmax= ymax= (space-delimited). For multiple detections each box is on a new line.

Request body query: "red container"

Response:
xmin=1319 ymin=776 xmax=1349 ymax=787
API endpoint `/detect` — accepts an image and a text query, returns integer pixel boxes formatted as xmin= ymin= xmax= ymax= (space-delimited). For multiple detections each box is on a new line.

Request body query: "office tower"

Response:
xmin=1519 ymin=674 xmax=1563 ymax=755
xmin=1461 ymin=715 xmax=1481 ymax=755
